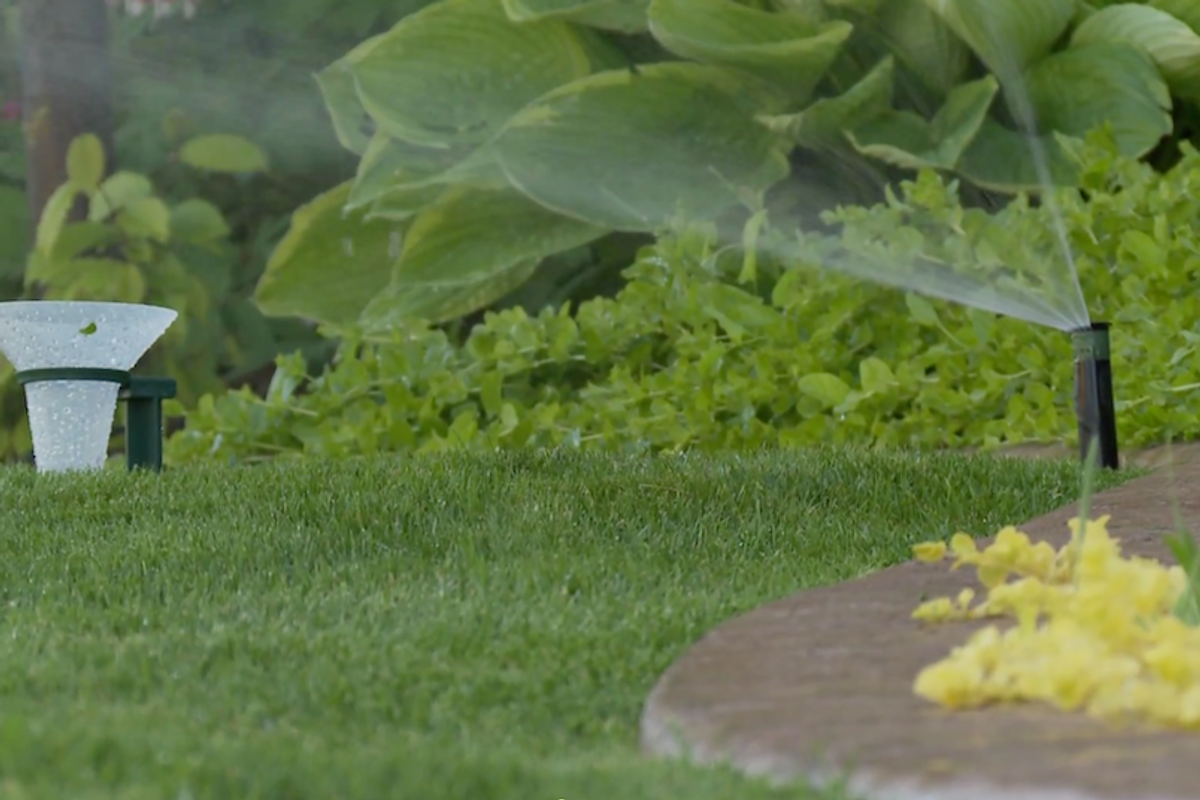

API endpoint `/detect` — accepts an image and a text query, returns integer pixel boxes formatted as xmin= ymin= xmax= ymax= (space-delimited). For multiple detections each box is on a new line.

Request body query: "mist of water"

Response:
xmin=796 ymin=239 xmax=1091 ymax=331
xmin=768 ymin=59 xmax=1094 ymax=333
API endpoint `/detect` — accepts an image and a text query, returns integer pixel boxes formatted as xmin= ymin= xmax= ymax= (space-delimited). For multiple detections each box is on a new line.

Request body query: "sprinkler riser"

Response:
xmin=1071 ymin=322 xmax=1119 ymax=470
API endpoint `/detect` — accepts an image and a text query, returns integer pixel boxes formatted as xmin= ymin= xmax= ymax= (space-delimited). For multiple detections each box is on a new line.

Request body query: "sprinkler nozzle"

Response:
xmin=1071 ymin=322 xmax=1119 ymax=470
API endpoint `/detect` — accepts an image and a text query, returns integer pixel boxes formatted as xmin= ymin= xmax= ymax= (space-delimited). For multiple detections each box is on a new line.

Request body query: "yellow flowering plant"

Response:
xmin=910 ymin=515 xmax=1200 ymax=728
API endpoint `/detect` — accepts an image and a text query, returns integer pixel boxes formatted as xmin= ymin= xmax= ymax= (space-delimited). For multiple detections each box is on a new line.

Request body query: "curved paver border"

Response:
xmin=641 ymin=459 xmax=1200 ymax=800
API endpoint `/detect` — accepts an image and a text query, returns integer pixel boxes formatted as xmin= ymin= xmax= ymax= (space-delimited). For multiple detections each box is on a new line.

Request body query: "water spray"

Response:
xmin=1071 ymin=322 xmax=1119 ymax=470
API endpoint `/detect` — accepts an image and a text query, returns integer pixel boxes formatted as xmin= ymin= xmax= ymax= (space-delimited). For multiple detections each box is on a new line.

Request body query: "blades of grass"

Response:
xmin=1160 ymin=435 xmax=1200 ymax=625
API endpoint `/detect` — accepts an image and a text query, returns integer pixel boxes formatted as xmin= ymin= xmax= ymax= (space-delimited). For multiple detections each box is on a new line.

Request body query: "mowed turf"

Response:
xmin=0 ymin=448 xmax=1129 ymax=800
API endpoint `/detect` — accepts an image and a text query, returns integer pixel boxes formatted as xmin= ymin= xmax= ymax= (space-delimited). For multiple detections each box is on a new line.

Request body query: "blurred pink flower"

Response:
xmin=1 ymin=99 xmax=20 ymax=122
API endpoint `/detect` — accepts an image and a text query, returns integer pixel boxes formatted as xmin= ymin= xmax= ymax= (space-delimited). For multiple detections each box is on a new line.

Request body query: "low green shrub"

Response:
xmin=167 ymin=138 xmax=1200 ymax=463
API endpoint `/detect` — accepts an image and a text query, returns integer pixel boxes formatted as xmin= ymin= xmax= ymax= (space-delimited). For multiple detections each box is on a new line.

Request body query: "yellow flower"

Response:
xmin=910 ymin=515 xmax=1200 ymax=732
xmin=912 ymin=597 xmax=955 ymax=622
xmin=989 ymin=527 xmax=1030 ymax=562
xmin=911 ymin=588 xmax=978 ymax=622
xmin=976 ymin=563 xmax=1011 ymax=589
xmin=912 ymin=541 xmax=947 ymax=562
xmin=914 ymin=656 xmax=986 ymax=708
xmin=949 ymin=533 xmax=977 ymax=559
xmin=1178 ymin=685 xmax=1200 ymax=727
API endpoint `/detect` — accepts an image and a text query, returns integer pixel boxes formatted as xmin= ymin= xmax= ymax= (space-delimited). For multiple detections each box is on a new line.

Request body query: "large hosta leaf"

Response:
xmin=923 ymin=0 xmax=1076 ymax=94
xmin=760 ymin=56 xmax=895 ymax=150
xmin=347 ymin=131 xmax=506 ymax=213
xmin=873 ymin=0 xmax=971 ymax=99
xmin=350 ymin=0 xmax=592 ymax=148
xmin=1026 ymin=42 xmax=1171 ymax=156
xmin=1071 ymin=3 xmax=1200 ymax=102
xmin=956 ymin=120 xmax=1080 ymax=191
xmin=648 ymin=0 xmax=852 ymax=105
xmin=387 ymin=187 xmax=608 ymax=288
xmin=957 ymin=43 xmax=1171 ymax=192
xmin=491 ymin=63 xmax=791 ymax=231
xmin=346 ymin=132 xmax=456 ymax=211
xmin=255 ymin=181 xmax=405 ymax=325
xmin=503 ymin=0 xmax=650 ymax=32
xmin=364 ymin=260 xmax=542 ymax=328
xmin=1151 ymin=0 xmax=1200 ymax=34
xmin=361 ymin=186 xmax=607 ymax=327
xmin=846 ymin=74 xmax=997 ymax=169
xmin=314 ymin=33 xmax=388 ymax=156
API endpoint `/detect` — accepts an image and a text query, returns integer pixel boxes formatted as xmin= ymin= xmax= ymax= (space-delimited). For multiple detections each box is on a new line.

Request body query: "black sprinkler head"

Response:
xmin=1071 ymin=322 xmax=1119 ymax=470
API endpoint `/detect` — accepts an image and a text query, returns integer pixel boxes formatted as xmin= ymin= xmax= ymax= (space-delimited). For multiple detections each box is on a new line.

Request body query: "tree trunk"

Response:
xmin=19 ymin=0 xmax=114 ymax=227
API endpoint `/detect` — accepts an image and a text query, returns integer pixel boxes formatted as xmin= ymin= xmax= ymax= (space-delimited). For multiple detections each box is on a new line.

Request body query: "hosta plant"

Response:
xmin=255 ymin=0 xmax=1200 ymax=330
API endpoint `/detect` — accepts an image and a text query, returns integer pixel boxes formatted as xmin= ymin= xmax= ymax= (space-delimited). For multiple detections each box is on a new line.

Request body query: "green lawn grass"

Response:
xmin=0 ymin=448 xmax=1130 ymax=800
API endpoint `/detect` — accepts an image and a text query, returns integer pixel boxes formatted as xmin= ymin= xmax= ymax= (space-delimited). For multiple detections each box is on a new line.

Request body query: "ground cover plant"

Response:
xmin=0 ymin=448 xmax=1128 ymax=799
xmin=170 ymin=135 xmax=1200 ymax=464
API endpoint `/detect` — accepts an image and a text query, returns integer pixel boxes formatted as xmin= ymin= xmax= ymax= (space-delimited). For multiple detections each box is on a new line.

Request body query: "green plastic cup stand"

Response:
xmin=0 ymin=301 xmax=179 ymax=473
xmin=14 ymin=368 xmax=176 ymax=472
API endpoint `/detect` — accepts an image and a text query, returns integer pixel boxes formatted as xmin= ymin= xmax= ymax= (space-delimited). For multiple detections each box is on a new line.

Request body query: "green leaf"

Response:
xmin=924 ymin=0 xmax=1076 ymax=96
xmin=1150 ymin=0 xmax=1200 ymax=35
xmin=347 ymin=132 xmax=448 ymax=211
xmin=90 ymin=172 xmax=153 ymax=220
xmin=49 ymin=258 xmax=147 ymax=304
xmin=346 ymin=131 xmax=502 ymax=213
xmin=760 ymin=56 xmax=895 ymax=150
xmin=0 ymin=185 xmax=29 ymax=281
xmin=360 ymin=186 xmax=607 ymax=326
xmin=503 ymin=0 xmax=651 ymax=32
xmin=872 ymin=0 xmax=971 ymax=98
xmin=35 ymin=183 xmax=80 ymax=256
xmin=179 ymin=134 xmax=269 ymax=174
xmin=170 ymin=199 xmax=231 ymax=243
xmin=492 ymin=63 xmax=791 ymax=231
xmin=25 ymin=250 xmax=71 ymax=288
xmin=846 ymin=75 xmax=997 ymax=169
xmin=956 ymin=43 xmax=1171 ymax=192
xmin=479 ymin=370 xmax=505 ymax=417
xmin=117 ymin=197 xmax=171 ymax=242
xmin=349 ymin=0 xmax=592 ymax=147
xmin=905 ymin=292 xmax=940 ymax=326
xmin=315 ymin=33 xmax=389 ymax=156
xmin=739 ymin=208 xmax=768 ymax=283
xmin=392 ymin=187 xmax=607 ymax=288
xmin=859 ymin=356 xmax=898 ymax=394
xmin=697 ymin=281 xmax=780 ymax=341
xmin=648 ymin=0 xmax=852 ymax=104
xmin=365 ymin=187 xmax=448 ymax=222
xmin=255 ymin=181 xmax=405 ymax=326
xmin=1070 ymin=3 xmax=1200 ymax=103
xmin=956 ymin=121 xmax=1081 ymax=191
xmin=797 ymin=372 xmax=852 ymax=408
xmin=66 ymin=134 xmax=105 ymax=192
xmin=48 ymin=221 xmax=122 ymax=263
xmin=1023 ymin=43 xmax=1171 ymax=158
xmin=363 ymin=258 xmax=543 ymax=327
